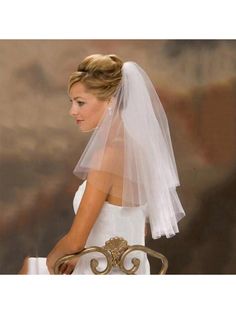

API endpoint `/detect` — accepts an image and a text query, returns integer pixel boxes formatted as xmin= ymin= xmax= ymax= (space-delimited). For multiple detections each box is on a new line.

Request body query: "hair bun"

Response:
xmin=108 ymin=54 xmax=123 ymax=71
xmin=69 ymin=54 xmax=123 ymax=100
xmin=78 ymin=54 xmax=123 ymax=74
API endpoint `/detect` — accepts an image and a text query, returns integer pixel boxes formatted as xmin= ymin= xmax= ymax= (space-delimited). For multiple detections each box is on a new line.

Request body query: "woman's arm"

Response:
xmin=46 ymin=152 xmax=113 ymax=274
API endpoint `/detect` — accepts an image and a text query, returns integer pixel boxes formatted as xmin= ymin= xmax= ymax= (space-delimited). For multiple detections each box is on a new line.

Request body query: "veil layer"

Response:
xmin=73 ymin=61 xmax=185 ymax=239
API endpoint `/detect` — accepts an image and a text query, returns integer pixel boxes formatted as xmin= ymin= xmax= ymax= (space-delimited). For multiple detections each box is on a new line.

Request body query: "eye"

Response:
xmin=69 ymin=99 xmax=85 ymax=107
xmin=77 ymin=101 xmax=85 ymax=107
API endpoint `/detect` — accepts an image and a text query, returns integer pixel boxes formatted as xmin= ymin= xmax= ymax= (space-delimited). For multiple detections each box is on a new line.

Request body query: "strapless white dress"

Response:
xmin=27 ymin=180 xmax=150 ymax=275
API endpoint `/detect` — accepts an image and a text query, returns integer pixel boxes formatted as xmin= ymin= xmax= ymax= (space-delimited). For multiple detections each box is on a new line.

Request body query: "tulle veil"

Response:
xmin=73 ymin=61 xmax=185 ymax=239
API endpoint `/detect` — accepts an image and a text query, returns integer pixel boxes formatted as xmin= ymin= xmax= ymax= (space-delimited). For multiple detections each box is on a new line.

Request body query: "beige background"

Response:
xmin=0 ymin=40 xmax=235 ymax=274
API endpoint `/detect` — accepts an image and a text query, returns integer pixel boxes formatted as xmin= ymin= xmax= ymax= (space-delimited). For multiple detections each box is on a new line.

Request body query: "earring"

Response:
xmin=108 ymin=106 xmax=113 ymax=116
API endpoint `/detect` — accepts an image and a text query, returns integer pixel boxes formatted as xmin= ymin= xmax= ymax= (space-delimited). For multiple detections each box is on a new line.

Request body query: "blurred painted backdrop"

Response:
xmin=0 ymin=40 xmax=235 ymax=274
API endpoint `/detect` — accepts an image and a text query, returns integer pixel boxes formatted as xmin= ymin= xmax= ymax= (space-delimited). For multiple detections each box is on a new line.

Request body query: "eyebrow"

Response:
xmin=69 ymin=96 xmax=86 ymax=101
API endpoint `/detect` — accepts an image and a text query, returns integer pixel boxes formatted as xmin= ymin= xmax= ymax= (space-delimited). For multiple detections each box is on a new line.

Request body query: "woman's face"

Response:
xmin=69 ymin=82 xmax=110 ymax=132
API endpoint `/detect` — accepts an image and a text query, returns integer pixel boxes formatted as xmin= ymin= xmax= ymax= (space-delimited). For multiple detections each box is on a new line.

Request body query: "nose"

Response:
xmin=69 ymin=101 xmax=79 ymax=117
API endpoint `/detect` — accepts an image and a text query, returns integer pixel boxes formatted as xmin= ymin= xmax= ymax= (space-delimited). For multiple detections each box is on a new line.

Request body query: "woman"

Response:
xmin=19 ymin=54 xmax=185 ymax=275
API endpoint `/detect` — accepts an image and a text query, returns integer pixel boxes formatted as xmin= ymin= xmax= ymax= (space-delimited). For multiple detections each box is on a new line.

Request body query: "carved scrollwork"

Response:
xmin=54 ymin=236 xmax=168 ymax=275
xmin=103 ymin=237 xmax=129 ymax=267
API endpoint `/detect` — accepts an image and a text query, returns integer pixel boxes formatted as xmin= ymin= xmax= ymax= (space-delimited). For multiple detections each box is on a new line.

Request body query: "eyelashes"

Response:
xmin=69 ymin=100 xmax=85 ymax=107
xmin=77 ymin=101 xmax=85 ymax=107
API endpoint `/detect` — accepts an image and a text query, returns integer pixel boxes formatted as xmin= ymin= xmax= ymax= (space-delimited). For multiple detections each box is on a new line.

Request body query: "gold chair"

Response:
xmin=54 ymin=237 xmax=168 ymax=275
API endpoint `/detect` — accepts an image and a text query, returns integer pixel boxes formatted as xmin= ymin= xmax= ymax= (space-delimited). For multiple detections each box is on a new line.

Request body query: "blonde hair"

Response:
xmin=68 ymin=54 xmax=123 ymax=100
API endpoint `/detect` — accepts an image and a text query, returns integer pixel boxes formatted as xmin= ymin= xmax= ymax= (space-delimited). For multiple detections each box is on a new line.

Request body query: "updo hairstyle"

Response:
xmin=68 ymin=54 xmax=123 ymax=101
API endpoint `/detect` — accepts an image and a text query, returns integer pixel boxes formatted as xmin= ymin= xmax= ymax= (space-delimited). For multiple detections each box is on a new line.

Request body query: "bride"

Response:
xmin=19 ymin=54 xmax=185 ymax=275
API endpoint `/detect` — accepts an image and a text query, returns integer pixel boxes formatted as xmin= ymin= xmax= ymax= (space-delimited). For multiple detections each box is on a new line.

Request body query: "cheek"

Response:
xmin=80 ymin=107 xmax=91 ymax=119
xmin=80 ymin=107 xmax=96 ymax=124
xmin=88 ymin=105 xmax=103 ymax=120
xmin=83 ymin=102 xmax=106 ymax=122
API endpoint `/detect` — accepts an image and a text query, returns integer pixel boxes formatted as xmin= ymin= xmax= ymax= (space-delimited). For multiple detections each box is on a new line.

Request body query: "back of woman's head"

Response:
xmin=68 ymin=54 xmax=123 ymax=100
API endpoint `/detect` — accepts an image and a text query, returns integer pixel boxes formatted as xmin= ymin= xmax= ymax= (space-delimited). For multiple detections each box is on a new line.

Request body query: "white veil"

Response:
xmin=73 ymin=61 xmax=186 ymax=239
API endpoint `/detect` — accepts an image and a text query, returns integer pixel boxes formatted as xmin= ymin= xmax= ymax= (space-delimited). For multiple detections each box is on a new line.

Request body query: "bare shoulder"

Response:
xmin=85 ymin=146 xmax=115 ymax=193
xmin=84 ymin=145 xmax=123 ymax=204
xmin=93 ymin=145 xmax=116 ymax=164
xmin=68 ymin=148 xmax=122 ymax=249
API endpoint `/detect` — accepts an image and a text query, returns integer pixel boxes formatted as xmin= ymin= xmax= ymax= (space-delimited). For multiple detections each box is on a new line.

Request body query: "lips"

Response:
xmin=76 ymin=120 xmax=84 ymax=125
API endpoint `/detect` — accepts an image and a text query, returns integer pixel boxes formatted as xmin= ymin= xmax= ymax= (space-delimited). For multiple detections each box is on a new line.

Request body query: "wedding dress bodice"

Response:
xmin=27 ymin=180 xmax=150 ymax=274
xmin=72 ymin=180 xmax=150 ymax=274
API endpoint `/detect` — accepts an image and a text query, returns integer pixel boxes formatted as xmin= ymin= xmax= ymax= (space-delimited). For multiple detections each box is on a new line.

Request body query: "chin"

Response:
xmin=80 ymin=124 xmax=97 ymax=133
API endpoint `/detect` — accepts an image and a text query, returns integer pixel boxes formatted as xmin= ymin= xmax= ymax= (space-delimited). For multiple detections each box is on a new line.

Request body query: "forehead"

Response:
xmin=69 ymin=82 xmax=91 ymax=99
